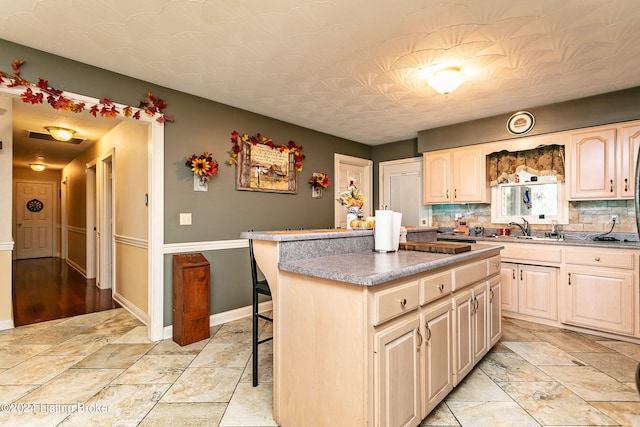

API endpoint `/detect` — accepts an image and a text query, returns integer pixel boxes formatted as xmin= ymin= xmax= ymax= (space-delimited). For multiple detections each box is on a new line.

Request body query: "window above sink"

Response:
xmin=491 ymin=170 xmax=569 ymax=225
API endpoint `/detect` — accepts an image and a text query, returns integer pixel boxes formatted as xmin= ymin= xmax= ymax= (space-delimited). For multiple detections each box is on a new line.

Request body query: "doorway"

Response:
xmin=379 ymin=158 xmax=428 ymax=227
xmin=334 ymin=154 xmax=373 ymax=228
xmin=14 ymin=180 xmax=55 ymax=259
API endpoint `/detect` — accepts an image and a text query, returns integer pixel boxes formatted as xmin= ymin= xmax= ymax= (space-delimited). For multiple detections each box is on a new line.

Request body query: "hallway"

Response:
xmin=12 ymin=257 xmax=119 ymax=327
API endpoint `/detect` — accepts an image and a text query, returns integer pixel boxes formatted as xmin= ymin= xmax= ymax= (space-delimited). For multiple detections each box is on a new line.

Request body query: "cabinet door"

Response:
xmin=563 ymin=267 xmax=635 ymax=336
xmin=420 ymin=298 xmax=453 ymax=417
xmin=452 ymin=147 xmax=486 ymax=202
xmin=500 ymin=263 xmax=518 ymax=313
xmin=374 ymin=316 xmax=421 ymax=427
xmin=619 ymin=123 xmax=640 ymax=198
xmin=488 ymin=276 xmax=502 ymax=347
xmin=452 ymin=289 xmax=474 ymax=385
xmin=423 ymin=152 xmax=451 ymax=204
xmin=518 ymin=265 xmax=558 ymax=321
xmin=472 ymin=281 xmax=489 ymax=364
xmin=569 ymin=128 xmax=617 ymax=199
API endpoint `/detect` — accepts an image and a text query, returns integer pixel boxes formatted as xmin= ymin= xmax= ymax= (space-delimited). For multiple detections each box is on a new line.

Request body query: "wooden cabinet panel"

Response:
xmin=373 ymin=280 xmax=420 ymax=326
xmin=569 ymin=127 xmax=617 ymax=199
xmin=619 ymin=123 xmax=640 ymax=198
xmin=420 ymin=298 xmax=453 ymax=417
xmin=452 ymin=288 xmax=474 ymax=385
xmin=472 ymin=281 xmax=489 ymax=364
xmin=420 ymin=270 xmax=452 ymax=305
xmin=489 ymin=276 xmax=502 ymax=347
xmin=518 ymin=265 xmax=558 ymax=321
xmin=374 ymin=315 xmax=421 ymax=427
xmin=565 ymin=248 xmax=634 ymax=270
xmin=500 ymin=262 xmax=518 ymax=313
xmin=423 ymin=146 xmax=488 ymax=204
xmin=423 ymin=152 xmax=450 ymax=203
xmin=563 ymin=267 xmax=635 ymax=336
xmin=452 ymin=258 xmax=488 ymax=291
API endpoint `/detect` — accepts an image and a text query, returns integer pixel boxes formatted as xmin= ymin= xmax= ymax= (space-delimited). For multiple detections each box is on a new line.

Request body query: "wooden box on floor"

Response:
xmin=172 ymin=253 xmax=210 ymax=346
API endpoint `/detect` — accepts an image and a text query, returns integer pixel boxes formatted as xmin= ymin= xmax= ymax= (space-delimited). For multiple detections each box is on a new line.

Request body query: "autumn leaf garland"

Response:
xmin=228 ymin=131 xmax=305 ymax=171
xmin=0 ymin=59 xmax=174 ymax=123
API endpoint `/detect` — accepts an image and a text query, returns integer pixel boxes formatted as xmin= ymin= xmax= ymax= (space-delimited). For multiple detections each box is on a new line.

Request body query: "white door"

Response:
xmin=334 ymin=154 xmax=373 ymax=228
xmin=380 ymin=158 xmax=424 ymax=226
xmin=15 ymin=181 xmax=55 ymax=259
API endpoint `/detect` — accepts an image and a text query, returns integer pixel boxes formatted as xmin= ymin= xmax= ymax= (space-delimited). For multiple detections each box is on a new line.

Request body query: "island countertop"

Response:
xmin=278 ymin=244 xmax=501 ymax=286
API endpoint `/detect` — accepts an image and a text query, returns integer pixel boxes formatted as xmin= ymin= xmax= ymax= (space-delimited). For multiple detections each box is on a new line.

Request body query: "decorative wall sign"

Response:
xmin=26 ymin=198 xmax=44 ymax=212
xmin=506 ymin=111 xmax=535 ymax=135
xmin=230 ymin=132 xmax=303 ymax=194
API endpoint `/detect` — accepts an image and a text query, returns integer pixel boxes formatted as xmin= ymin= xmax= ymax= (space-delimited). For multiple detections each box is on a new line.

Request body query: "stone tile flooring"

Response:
xmin=0 ymin=309 xmax=639 ymax=426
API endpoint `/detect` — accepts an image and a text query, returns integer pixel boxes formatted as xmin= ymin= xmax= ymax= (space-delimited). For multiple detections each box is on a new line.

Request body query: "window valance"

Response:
xmin=487 ymin=144 xmax=565 ymax=186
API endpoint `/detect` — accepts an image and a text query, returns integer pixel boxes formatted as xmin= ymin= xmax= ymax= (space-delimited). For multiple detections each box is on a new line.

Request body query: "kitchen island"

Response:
xmin=242 ymin=228 xmax=502 ymax=427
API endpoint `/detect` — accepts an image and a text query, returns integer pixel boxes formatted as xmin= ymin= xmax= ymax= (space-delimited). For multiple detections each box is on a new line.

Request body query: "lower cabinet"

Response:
xmin=488 ymin=276 xmax=502 ymax=347
xmin=501 ymin=262 xmax=558 ymax=321
xmin=374 ymin=315 xmax=421 ymax=427
xmin=452 ymin=280 xmax=489 ymax=386
xmin=563 ymin=266 xmax=635 ymax=336
xmin=420 ymin=297 xmax=453 ymax=417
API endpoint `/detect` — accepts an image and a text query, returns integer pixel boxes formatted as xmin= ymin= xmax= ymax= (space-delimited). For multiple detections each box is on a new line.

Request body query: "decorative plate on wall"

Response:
xmin=507 ymin=111 xmax=535 ymax=135
xmin=26 ymin=198 xmax=44 ymax=213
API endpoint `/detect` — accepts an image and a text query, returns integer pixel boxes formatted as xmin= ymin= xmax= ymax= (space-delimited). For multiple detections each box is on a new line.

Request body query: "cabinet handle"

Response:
xmin=625 ymin=178 xmax=629 ymax=191
xmin=469 ymin=296 xmax=475 ymax=314
xmin=512 ymin=269 xmax=516 ymax=280
xmin=490 ymin=288 xmax=494 ymax=302
xmin=446 ymin=189 xmax=449 ymax=199
xmin=568 ymin=272 xmax=572 ymax=286
xmin=454 ymin=188 xmax=457 ymax=199
xmin=425 ymin=321 xmax=432 ymax=341
xmin=610 ymin=179 xmax=614 ymax=192
xmin=520 ymin=269 xmax=523 ymax=281
xmin=439 ymin=283 xmax=445 ymax=291
xmin=400 ymin=298 xmax=407 ymax=307
xmin=416 ymin=327 xmax=423 ymax=349
xmin=595 ymin=256 xmax=600 ymax=262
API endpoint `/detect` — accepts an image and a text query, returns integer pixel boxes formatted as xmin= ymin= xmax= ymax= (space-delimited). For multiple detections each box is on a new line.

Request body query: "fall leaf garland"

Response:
xmin=228 ymin=131 xmax=305 ymax=171
xmin=0 ymin=59 xmax=174 ymax=123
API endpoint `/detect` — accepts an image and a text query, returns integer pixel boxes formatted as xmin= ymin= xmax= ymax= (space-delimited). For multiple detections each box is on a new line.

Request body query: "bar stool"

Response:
xmin=249 ymin=237 xmax=273 ymax=387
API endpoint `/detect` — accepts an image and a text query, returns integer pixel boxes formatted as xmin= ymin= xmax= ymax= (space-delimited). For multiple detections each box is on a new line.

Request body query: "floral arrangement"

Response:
xmin=228 ymin=131 xmax=305 ymax=171
xmin=309 ymin=173 xmax=330 ymax=189
xmin=186 ymin=152 xmax=219 ymax=184
xmin=337 ymin=180 xmax=366 ymax=209
xmin=0 ymin=59 xmax=174 ymax=123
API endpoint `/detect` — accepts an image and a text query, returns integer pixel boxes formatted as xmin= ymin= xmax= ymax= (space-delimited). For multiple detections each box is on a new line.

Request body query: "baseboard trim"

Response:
xmin=66 ymin=258 xmax=87 ymax=278
xmin=113 ymin=292 xmax=150 ymax=326
xmin=0 ymin=318 xmax=15 ymax=330
xmin=162 ymin=300 xmax=273 ymax=340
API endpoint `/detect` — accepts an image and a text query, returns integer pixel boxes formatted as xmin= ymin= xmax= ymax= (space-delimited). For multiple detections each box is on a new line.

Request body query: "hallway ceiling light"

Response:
xmin=46 ymin=126 xmax=76 ymax=142
xmin=427 ymin=67 xmax=466 ymax=95
xmin=29 ymin=163 xmax=46 ymax=172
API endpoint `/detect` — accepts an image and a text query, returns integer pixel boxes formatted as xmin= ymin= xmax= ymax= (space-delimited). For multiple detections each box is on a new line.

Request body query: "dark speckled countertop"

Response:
xmin=278 ymin=244 xmax=500 ymax=286
xmin=437 ymin=232 xmax=640 ymax=250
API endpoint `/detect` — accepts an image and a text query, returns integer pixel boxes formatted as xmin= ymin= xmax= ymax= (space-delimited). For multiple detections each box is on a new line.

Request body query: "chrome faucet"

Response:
xmin=508 ymin=218 xmax=530 ymax=236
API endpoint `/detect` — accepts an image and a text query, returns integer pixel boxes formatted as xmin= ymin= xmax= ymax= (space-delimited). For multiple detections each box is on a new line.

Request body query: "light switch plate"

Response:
xmin=179 ymin=213 xmax=192 ymax=225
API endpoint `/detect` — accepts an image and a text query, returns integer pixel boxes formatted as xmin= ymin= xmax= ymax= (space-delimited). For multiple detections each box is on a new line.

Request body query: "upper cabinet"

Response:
xmin=423 ymin=147 xmax=488 ymax=204
xmin=568 ymin=121 xmax=640 ymax=200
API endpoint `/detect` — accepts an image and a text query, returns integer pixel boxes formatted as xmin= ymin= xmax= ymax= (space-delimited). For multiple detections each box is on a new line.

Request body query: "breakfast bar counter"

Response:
xmin=242 ymin=228 xmax=503 ymax=427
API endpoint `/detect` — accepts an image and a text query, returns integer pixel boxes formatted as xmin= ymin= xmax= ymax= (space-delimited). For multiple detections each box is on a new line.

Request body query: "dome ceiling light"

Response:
xmin=45 ymin=126 xmax=76 ymax=142
xmin=427 ymin=67 xmax=467 ymax=95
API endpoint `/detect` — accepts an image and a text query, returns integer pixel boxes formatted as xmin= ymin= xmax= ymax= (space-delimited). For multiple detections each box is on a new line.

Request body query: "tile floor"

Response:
xmin=0 ymin=309 xmax=639 ymax=426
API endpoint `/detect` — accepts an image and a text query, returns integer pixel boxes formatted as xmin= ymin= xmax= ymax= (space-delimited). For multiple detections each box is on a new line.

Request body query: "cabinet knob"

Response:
xmin=595 ymin=256 xmax=600 ymax=262
xmin=610 ymin=179 xmax=614 ymax=192
xmin=400 ymin=298 xmax=407 ymax=307
xmin=625 ymin=178 xmax=629 ymax=192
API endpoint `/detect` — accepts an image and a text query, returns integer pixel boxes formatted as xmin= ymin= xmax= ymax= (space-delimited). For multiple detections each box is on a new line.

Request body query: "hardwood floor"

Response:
xmin=12 ymin=257 xmax=120 ymax=327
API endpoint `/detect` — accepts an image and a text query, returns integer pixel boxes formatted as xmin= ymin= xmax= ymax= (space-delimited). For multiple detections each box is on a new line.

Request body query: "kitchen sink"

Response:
xmin=515 ymin=235 xmax=564 ymax=242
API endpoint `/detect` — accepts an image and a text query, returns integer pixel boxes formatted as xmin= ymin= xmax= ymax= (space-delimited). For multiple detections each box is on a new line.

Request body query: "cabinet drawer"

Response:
xmin=500 ymin=243 xmax=562 ymax=264
xmin=420 ymin=271 xmax=452 ymax=305
xmin=373 ymin=280 xmax=419 ymax=325
xmin=565 ymin=248 xmax=635 ymax=269
xmin=452 ymin=259 xmax=487 ymax=291
xmin=487 ymin=255 xmax=501 ymax=277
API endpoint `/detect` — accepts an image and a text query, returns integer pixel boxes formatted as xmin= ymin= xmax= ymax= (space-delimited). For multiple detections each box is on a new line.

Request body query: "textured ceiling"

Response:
xmin=2 ymin=0 xmax=640 ymax=149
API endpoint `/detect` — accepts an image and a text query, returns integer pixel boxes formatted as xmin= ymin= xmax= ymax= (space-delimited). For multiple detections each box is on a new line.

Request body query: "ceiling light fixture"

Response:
xmin=46 ymin=126 xmax=76 ymax=142
xmin=427 ymin=67 xmax=466 ymax=95
xmin=29 ymin=163 xmax=46 ymax=172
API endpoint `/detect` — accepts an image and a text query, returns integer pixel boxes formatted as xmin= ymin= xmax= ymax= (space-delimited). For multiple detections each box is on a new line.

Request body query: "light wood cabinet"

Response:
xmin=502 ymin=263 xmax=558 ymax=321
xmin=374 ymin=315 xmax=421 ymax=427
xmin=452 ymin=280 xmax=489 ymax=385
xmin=423 ymin=146 xmax=488 ymax=204
xmin=562 ymin=247 xmax=636 ymax=336
xmin=488 ymin=275 xmax=502 ymax=347
xmin=420 ymin=297 xmax=453 ymax=417
xmin=568 ymin=121 xmax=640 ymax=200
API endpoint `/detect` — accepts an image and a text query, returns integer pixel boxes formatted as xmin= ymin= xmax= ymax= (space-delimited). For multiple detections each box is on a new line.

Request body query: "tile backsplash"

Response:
xmin=430 ymin=200 xmax=636 ymax=233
